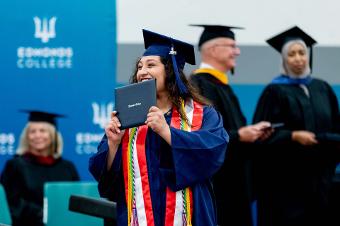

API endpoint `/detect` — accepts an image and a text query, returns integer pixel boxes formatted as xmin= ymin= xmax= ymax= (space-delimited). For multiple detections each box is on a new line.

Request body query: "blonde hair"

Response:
xmin=16 ymin=122 xmax=63 ymax=159
xmin=280 ymin=39 xmax=311 ymax=77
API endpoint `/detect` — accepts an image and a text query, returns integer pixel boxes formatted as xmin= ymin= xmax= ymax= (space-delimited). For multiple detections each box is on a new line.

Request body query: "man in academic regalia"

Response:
xmin=189 ymin=24 xmax=272 ymax=226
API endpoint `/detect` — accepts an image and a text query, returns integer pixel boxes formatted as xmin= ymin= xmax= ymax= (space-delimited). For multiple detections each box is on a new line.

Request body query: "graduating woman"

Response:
xmin=253 ymin=26 xmax=340 ymax=226
xmin=89 ymin=29 xmax=228 ymax=226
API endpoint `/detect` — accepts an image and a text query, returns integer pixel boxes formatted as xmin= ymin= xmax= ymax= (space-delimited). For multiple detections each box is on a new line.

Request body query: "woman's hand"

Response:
xmin=292 ymin=130 xmax=318 ymax=146
xmin=105 ymin=111 xmax=125 ymax=146
xmin=146 ymin=106 xmax=171 ymax=144
xmin=105 ymin=111 xmax=125 ymax=170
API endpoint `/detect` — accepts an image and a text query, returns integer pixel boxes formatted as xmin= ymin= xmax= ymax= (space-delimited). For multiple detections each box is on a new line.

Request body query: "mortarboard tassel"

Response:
xmin=169 ymin=46 xmax=188 ymax=95
xmin=231 ymin=67 xmax=235 ymax=75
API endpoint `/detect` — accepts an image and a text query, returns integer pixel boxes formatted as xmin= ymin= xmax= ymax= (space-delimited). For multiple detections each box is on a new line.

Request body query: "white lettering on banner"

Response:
xmin=17 ymin=47 xmax=73 ymax=58
xmin=92 ymin=102 xmax=114 ymax=129
xmin=75 ymin=132 xmax=104 ymax=155
xmin=34 ymin=17 xmax=57 ymax=43
xmin=17 ymin=57 xmax=72 ymax=69
xmin=0 ymin=133 xmax=16 ymax=155
xmin=15 ymin=16 xmax=73 ymax=70
xmin=74 ymin=103 xmax=114 ymax=155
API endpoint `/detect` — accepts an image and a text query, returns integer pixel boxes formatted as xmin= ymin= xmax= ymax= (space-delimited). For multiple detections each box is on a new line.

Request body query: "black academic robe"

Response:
xmin=0 ymin=155 xmax=80 ymax=226
xmin=253 ymin=78 xmax=340 ymax=226
xmin=190 ymin=73 xmax=255 ymax=226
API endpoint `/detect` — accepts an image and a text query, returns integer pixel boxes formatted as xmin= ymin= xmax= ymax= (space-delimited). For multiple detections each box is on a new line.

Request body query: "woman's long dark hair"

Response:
xmin=130 ymin=57 xmax=210 ymax=123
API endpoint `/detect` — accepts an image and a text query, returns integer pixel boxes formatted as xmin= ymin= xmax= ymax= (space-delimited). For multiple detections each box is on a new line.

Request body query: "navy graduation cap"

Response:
xmin=21 ymin=110 xmax=65 ymax=127
xmin=142 ymin=29 xmax=195 ymax=95
xmin=190 ymin=24 xmax=244 ymax=47
xmin=266 ymin=26 xmax=317 ymax=70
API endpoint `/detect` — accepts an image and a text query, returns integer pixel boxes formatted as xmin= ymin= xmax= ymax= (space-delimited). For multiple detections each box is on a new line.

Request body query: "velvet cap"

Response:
xmin=190 ymin=24 xmax=244 ymax=47
xmin=21 ymin=110 xmax=65 ymax=126
xmin=142 ymin=29 xmax=196 ymax=95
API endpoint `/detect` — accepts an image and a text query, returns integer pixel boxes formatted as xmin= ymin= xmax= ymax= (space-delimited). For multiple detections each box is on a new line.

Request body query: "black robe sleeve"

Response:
xmin=0 ymin=159 xmax=43 ymax=224
xmin=253 ymin=80 xmax=340 ymax=159
xmin=253 ymin=84 xmax=292 ymax=144
xmin=190 ymin=74 xmax=245 ymax=142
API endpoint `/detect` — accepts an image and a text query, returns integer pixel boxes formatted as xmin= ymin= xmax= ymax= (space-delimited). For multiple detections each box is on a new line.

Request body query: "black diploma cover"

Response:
xmin=115 ymin=79 xmax=156 ymax=129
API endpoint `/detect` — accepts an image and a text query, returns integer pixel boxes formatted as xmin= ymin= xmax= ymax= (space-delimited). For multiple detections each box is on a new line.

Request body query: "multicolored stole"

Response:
xmin=122 ymin=99 xmax=203 ymax=226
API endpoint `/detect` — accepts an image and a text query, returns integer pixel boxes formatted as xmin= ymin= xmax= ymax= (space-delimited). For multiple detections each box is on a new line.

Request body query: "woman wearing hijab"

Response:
xmin=89 ymin=29 xmax=228 ymax=226
xmin=252 ymin=26 xmax=340 ymax=226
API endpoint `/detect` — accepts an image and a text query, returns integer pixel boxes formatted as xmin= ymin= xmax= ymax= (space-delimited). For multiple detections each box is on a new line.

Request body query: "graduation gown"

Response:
xmin=190 ymin=72 xmax=255 ymax=226
xmin=89 ymin=106 xmax=228 ymax=226
xmin=0 ymin=154 xmax=80 ymax=226
xmin=253 ymin=77 xmax=340 ymax=226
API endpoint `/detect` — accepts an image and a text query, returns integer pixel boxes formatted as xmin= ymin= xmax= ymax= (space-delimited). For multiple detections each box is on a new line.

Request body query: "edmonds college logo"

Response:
xmin=16 ymin=16 xmax=73 ymax=69
xmin=92 ymin=102 xmax=114 ymax=129
xmin=33 ymin=17 xmax=57 ymax=43
xmin=75 ymin=102 xmax=113 ymax=155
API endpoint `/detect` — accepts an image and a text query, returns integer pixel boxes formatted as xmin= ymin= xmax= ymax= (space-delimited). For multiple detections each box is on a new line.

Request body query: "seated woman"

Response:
xmin=253 ymin=26 xmax=340 ymax=226
xmin=0 ymin=110 xmax=80 ymax=226
xmin=89 ymin=29 xmax=228 ymax=226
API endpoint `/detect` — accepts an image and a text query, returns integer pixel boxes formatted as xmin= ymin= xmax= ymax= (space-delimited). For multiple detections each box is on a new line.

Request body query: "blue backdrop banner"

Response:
xmin=0 ymin=0 xmax=116 ymax=180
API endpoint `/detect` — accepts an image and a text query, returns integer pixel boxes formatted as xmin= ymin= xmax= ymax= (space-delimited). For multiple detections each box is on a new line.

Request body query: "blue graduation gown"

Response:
xmin=89 ymin=106 xmax=228 ymax=226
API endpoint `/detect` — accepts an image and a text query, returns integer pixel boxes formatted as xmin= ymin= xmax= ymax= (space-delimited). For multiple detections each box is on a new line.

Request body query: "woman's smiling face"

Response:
xmin=27 ymin=122 xmax=52 ymax=156
xmin=136 ymin=55 xmax=167 ymax=94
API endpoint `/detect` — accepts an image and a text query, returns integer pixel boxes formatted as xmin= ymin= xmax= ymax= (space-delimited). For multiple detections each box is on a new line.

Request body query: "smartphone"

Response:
xmin=261 ymin=122 xmax=284 ymax=131
xmin=270 ymin=122 xmax=284 ymax=129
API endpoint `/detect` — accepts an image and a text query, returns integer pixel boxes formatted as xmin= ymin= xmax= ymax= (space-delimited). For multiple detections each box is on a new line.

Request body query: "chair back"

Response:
xmin=0 ymin=184 xmax=11 ymax=225
xmin=43 ymin=181 xmax=102 ymax=226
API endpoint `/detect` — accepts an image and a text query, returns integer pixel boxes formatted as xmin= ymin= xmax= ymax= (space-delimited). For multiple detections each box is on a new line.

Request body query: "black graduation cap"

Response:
xmin=21 ymin=110 xmax=65 ymax=154
xmin=190 ymin=24 xmax=244 ymax=47
xmin=142 ymin=29 xmax=196 ymax=95
xmin=266 ymin=26 xmax=317 ymax=70
xmin=21 ymin=110 xmax=65 ymax=127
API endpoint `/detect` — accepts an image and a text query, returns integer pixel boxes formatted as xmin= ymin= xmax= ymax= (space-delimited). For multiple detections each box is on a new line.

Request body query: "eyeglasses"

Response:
xmin=213 ymin=44 xmax=239 ymax=49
